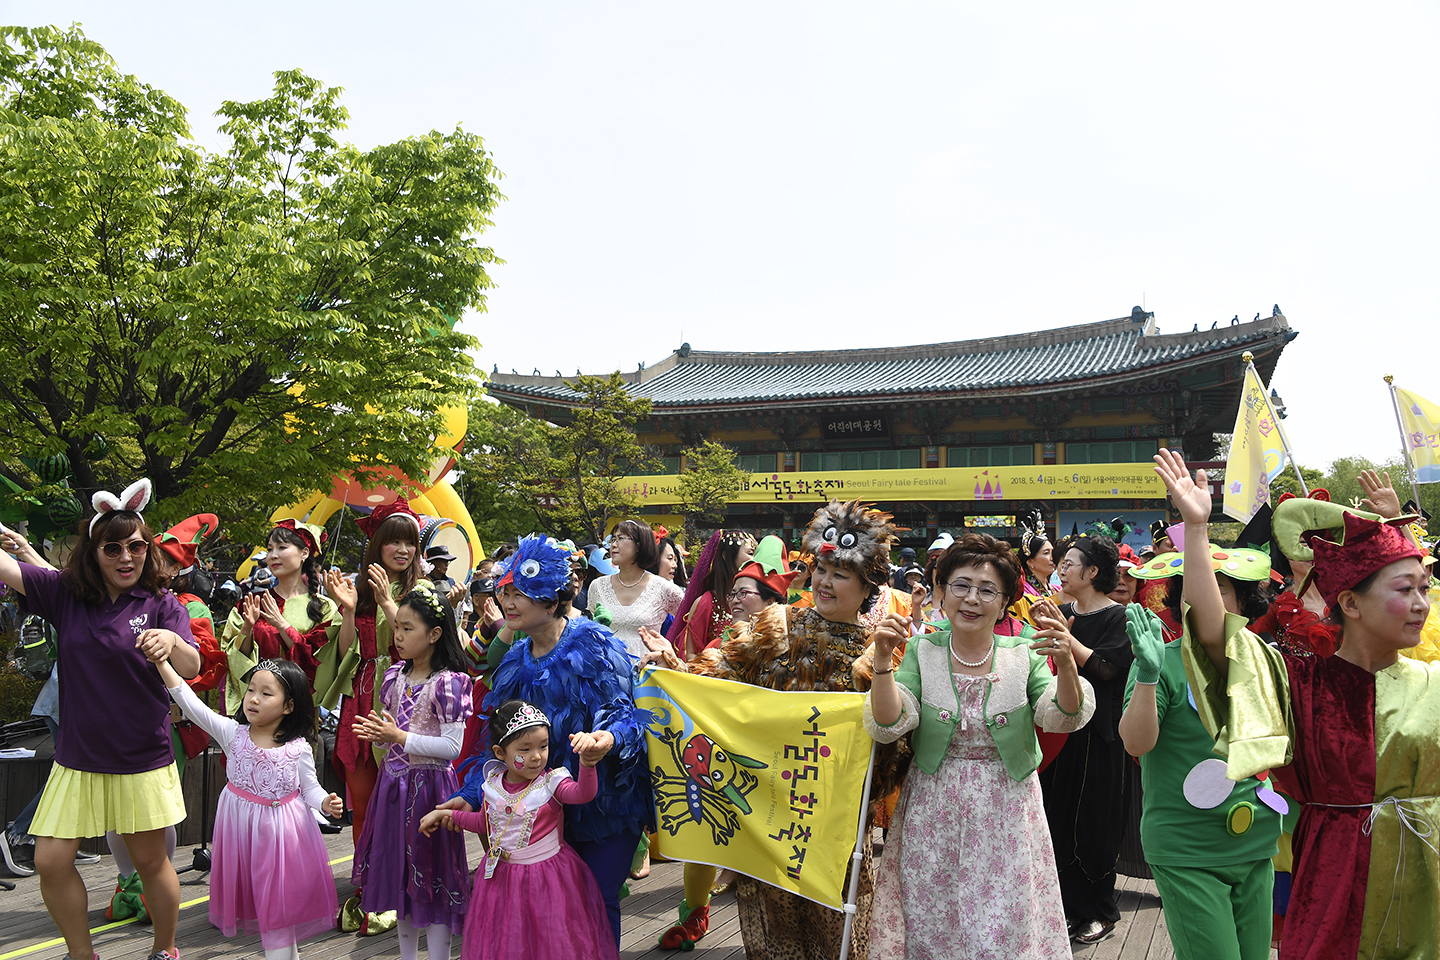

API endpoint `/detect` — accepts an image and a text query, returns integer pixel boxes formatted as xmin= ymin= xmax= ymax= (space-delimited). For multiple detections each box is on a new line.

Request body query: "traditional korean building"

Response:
xmin=486 ymin=308 xmax=1295 ymax=550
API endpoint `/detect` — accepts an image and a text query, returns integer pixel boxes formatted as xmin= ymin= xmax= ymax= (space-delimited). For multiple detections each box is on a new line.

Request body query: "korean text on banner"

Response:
xmin=1223 ymin=366 xmax=1287 ymax=523
xmin=634 ymin=668 xmax=872 ymax=911
xmin=1394 ymin=386 xmax=1440 ymax=484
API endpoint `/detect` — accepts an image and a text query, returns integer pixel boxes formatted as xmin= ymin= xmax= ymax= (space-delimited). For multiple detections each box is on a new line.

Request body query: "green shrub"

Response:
xmin=0 ymin=664 xmax=44 ymax=726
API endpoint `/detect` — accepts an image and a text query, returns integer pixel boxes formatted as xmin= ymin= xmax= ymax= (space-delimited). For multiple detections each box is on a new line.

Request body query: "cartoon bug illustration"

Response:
xmin=651 ymin=726 xmax=767 ymax=845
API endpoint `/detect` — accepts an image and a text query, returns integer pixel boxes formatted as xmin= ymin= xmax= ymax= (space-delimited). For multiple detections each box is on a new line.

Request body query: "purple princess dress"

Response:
xmin=351 ymin=664 xmax=473 ymax=932
xmin=166 ymin=680 xmax=338 ymax=950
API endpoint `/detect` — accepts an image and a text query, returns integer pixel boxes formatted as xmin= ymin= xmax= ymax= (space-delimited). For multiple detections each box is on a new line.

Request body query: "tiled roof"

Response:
xmin=488 ymin=313 xmax=1294 ymax=411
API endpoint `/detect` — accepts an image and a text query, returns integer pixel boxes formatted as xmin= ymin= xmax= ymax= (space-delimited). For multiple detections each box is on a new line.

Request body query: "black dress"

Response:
xmin=1039 ymin=601 xmax=1135 ymax=924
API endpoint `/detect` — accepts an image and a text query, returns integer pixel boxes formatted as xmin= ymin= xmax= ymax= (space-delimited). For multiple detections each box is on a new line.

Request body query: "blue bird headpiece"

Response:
xmin=494 ymin=534 xmax=572 ymax=601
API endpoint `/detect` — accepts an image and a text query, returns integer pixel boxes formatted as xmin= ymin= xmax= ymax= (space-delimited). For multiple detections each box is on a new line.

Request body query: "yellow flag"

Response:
xmin=1223 ymin=365 xmax=1287 ymax=523
xmin=634 ymin=668 xmax=872 ymax=910
xmin=1394 ymin=386 xmax=1440 ymax=484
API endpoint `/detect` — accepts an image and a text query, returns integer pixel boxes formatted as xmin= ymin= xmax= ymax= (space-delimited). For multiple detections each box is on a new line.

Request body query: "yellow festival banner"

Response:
xmin=1394 ymin=386 xmax=1440 ymax=484
xmin=1223 ymin=365 xmax=1287 ymax=523
xmin=633 ymin=668 xmax=872 ymax=910
xmin=616 ymin=463 xmax=1165 ymax=507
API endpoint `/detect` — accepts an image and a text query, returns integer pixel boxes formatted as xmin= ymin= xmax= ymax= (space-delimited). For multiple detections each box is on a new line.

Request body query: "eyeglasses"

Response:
xmin=101 ymin=539 xmax=149 ymax=559
xmin=1056 ymin=559 xmax=1082 ymax=572
xmin=727 ymin=588 xmax=762 ymax=601
xmin=610 ymin=535 xmax=634 ymax=544
xmin=945 ymin=579 xmax=1001 ymax=603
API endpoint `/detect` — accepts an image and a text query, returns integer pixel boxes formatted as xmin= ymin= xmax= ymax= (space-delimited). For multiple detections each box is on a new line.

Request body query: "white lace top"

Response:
xmin=588 ymin=575 xmax=684 ymax=661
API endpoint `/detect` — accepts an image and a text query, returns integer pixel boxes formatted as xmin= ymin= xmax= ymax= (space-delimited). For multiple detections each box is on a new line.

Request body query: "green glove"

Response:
xmin=1125 ymin=603 xmax=1165 ymax=685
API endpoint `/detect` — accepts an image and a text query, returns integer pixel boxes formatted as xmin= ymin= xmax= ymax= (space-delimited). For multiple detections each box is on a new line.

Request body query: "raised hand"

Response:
xmin=257 ymin=591 xmax=288 ymax=630
xmin=1029 ymin=611 xmax=1076 ymax=669
xmin=367 ymin=562 xmax=392 ymax=599
xmin=1154 ymin=448 xmax=1211 ymax=526
xmin=1125 ymin=604 xmax=1166 ymax=684
xmin=871 ymin=612 xmax=910 ymax=671
xmin=240 ymin=594 xmax=262 ymax=634
xmin=353 ymin=708 xmax=403 ymax=745
xmin=325 ymin=568 xmax=357 ymax=612
xmin=1358 ymin=469 xmax=1402 ymax=519
xmin=635 ymin=625 xmax=684 ymax=672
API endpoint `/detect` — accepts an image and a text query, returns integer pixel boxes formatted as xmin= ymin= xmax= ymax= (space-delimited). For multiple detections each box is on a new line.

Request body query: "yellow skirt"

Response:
xmin=31 ymin=763 xmax=186 ymax=839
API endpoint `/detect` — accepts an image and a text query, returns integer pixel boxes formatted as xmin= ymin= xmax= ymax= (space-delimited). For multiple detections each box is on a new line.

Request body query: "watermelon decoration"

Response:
xmin=86 ymin=434 xmax=109 ymax=460
xmin=47 ymin=494 xmax=84 ymax=528
xmin=30 ymin=453 xmax=72 ymax=483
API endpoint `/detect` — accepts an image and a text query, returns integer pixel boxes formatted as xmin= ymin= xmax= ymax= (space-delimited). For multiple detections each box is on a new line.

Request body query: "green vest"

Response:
xmin=894 ymin=627 xmax=1070 ymax=782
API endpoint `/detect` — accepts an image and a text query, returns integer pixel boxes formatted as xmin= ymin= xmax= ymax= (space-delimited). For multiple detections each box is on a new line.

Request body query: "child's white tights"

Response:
xmin=106 ymin=827 xmax=176 ymax=874
xmin=396 ymin=919 xmax=452 ymax=960
xmin=263 ymin=945 xmax=300 ymax=960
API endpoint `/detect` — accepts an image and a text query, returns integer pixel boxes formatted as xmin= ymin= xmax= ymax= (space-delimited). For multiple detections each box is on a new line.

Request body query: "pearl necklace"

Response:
xmin=616 ymin=570 xmax=646 ymax=588
xmin=950 ymin=638 xmax=995 ymax=668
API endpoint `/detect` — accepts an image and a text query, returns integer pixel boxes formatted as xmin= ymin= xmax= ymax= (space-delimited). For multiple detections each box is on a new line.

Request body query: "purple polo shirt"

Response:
xmin=19 ymin=563 xmax=197 ymax=775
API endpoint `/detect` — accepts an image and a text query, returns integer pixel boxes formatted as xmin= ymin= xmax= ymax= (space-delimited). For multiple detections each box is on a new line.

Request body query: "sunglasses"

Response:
xmin=100 ymin=539 xmax=149 ymax=559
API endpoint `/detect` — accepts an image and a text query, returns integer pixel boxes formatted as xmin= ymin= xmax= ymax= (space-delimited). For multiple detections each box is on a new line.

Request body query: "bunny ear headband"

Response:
xmin=89 ymin=478 xmax=153 ymax=535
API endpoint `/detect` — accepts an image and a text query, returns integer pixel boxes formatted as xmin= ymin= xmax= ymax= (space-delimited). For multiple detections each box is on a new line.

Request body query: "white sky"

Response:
xmin=7 ymin=2 xmax=1438 ymax=470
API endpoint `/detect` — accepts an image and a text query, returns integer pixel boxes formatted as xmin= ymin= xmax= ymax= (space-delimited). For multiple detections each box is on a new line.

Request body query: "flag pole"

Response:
xmin=1244 ymin=351 xmax=1308 ymax=496
xmin=1385 ymin=376 xmax=1424 ymax=512
xmin=837 ymin=741 xmax=879 ymax=960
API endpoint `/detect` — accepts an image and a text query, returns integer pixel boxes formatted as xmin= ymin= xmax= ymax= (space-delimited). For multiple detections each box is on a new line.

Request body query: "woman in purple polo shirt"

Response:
xmin=0 ymin=479 xmax=200 ymax=960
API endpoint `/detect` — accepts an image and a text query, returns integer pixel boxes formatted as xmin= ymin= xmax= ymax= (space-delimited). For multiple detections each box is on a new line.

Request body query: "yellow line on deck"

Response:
xmin=0 ymin=856 xmax=354 ymax=960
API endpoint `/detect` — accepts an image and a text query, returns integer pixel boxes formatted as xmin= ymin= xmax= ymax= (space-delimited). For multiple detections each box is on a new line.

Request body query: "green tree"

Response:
xmin=677 ymin=439 xmax=745 ymax=541
xmin=538 ymin=374 xmax=658 ymax=543
xmin=454 ymin=397 xmax=559 ymax=548
xmin=1269 ymin=464 xmax=1325 ymax=503
xmin=0 ymin=26 xmax=503 ymax=542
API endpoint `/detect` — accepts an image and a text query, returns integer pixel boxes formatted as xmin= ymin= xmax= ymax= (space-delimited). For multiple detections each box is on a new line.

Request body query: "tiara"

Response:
xmin=503 ymin=702 xmax=550 ymax=741
xmin=254 ymin=659 xmax=284 ymax=676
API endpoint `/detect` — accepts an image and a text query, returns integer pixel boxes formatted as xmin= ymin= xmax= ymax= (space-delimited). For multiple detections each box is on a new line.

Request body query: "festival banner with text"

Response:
xmin=616 ymin=464 xmax=1165 ymax=507
xmin=634 ymin=668 xmax=872 ymax=910
xmin=1395 ymin=386 xmax=1440 ymax=484
xmin=1223 ymin=366 xmax=1287 ymax=523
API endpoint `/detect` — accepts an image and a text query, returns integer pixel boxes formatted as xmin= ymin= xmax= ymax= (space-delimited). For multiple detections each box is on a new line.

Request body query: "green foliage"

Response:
xmin=455 ymin=397 xmax=560 ymax=548
xmin=541 ymin=374 xmax=657 ymax=543
xmin=1269 ymin=464 xmax=1325 ymax=503
xmin=677 ymin=439 xmax=745 ymax=541
xmin=0 ymin=26 xmax=503 ymax=544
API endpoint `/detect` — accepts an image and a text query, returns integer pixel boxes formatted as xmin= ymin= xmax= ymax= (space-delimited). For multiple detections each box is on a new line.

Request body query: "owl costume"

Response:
xmin=659 ymin=501 xmax=910 ymax=960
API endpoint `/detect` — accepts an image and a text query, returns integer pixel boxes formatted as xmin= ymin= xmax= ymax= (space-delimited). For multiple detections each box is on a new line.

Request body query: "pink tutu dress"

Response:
xmin=452 ymin=760 xmax=616 ymax=960
xmin=166 ymin=681 xmax=338 ymax=950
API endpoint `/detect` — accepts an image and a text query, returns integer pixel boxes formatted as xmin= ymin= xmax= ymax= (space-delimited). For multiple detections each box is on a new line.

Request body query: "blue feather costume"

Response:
xmin=457 ymin=617 xmax=654 ymax=842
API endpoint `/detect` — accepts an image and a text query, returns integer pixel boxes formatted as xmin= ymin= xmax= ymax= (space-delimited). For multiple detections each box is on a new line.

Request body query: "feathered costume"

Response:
xmin=678 ymin=501 xmax=909 ymax=960
xmin=454 ymin=535 xmax=653 ymax=945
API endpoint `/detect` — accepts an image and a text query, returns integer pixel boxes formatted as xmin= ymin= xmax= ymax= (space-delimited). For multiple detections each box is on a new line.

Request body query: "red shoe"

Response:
xmin=658 ymin=899 xmax=709 ymax=950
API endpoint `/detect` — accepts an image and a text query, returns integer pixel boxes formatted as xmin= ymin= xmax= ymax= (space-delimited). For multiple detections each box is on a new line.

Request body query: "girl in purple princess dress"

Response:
xmin=155 ymin=655 xmax=342 ymax=960
xmin=350 ymin=588 xmax=474 ymax=960
xmin=420 ymin=698 xmax=617 ymax=960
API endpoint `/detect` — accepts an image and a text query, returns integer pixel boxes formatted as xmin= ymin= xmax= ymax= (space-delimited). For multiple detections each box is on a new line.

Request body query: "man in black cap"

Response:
xmin=424 ymin=544 xmax=459 ymax=593
xmin=891 ymin=546 xmax=918 ymax=591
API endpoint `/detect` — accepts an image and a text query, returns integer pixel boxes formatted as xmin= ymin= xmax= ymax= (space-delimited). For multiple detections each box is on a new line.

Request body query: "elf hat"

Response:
xmin=1276 ymin=497 xmax=1424 ymax=610
xmin=732 ymin=535 xmax=799 ymax=597
xmin=156 ymin=514 xmax=220 ymax=573
xmin=272 ymin=518 xmax=326 ymax=555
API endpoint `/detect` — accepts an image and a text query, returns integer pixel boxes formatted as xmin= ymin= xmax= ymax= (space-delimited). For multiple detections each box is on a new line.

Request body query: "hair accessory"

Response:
xmin=272 ymin=518 xmax=326 ymax=555
xmin=89 ymin=478 xmax=153 ymax=535
xmin=720 ymin=529 xmax=756 ymax=549
xmin=156 ymin=514 xmax=220 ymax=573
xmin=802 ymin=500 xmax=898 ymax=587
xmin=494 ymin=534 xmax=572 ymax=601
xmin=254 ymin=659 xmax=285 ymax=676
xmin=411 ymin=587 xmax=447 ymax=619
xmin=355 ymin=499 xmax=421 ymax=538
xmin=1019 ymin=510 xmax=1047 ymax=559
xmin=503 ymin=702 xmax=551 ymax=742
xmin=653 ymin=524 xmax=669 ymax=544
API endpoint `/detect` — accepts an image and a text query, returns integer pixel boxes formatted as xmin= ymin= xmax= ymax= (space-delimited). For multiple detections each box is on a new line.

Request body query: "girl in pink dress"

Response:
xmin=155 ymin=656 xmax=342 ymax=960
xmin=421 ymin=698 xmax=617 ymax=960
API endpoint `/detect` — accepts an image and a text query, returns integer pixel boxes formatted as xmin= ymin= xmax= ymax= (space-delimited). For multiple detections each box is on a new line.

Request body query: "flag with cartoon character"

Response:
xmin=635 ymin=667 xmax=872 ymax=910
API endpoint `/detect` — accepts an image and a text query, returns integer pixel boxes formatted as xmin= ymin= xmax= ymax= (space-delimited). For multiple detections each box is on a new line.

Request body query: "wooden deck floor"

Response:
xmin=0 ymin=834 xmax=1176 ymax=959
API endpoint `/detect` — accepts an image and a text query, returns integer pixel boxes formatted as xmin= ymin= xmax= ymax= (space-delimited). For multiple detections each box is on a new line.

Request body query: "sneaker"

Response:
xmin=0 ymin=833 xmax=35 ymax=877
xmin=74 ymin=850 xmax=100 ymax=864
xmin=1073 ymin=919 xmax=1116 ymax=944
xmin=145 ymin=949 xmax=179 ymax=960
